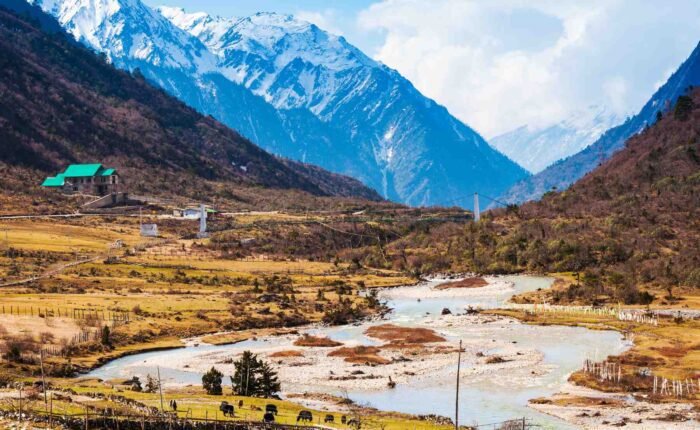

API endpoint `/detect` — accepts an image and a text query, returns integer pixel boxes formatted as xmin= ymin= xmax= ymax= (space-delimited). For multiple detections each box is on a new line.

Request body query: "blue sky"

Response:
xmin=144 ymin=0 xmax=700 ymax=138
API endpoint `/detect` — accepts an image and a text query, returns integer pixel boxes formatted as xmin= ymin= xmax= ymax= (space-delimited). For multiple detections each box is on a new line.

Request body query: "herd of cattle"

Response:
xmin=218 ymin=402 xmax=360 ymax=427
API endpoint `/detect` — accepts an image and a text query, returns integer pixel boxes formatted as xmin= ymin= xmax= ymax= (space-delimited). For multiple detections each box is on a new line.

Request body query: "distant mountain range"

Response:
xmin=520 ymin=84 xmax=700 ymax=287
xmin=491 ymin=106 xmax=623 ymax=174
xmin=0 ymin=0 xmax=381 ymax=202
xmin=501 ymin=41 xmax=700 ymax=203
xmin=27 ymin=0 xmax=528 ymax=209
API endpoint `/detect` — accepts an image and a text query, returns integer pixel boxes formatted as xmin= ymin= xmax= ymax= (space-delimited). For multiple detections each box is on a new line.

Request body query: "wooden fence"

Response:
xmin=503 ymin=303 xmax=662 ymax=326
xmin=0 ymin=305 xmax=130 ymax=324
xmin=582 ymin=358 xmax=700 ymax=399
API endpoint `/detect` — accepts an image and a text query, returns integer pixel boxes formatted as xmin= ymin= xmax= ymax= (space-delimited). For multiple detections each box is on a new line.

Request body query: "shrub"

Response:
xmin=686 ymin=269 xmax=700 ymax=288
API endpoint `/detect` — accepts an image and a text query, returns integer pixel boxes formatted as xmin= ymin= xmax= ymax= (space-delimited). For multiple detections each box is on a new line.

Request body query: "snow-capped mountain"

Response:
xmin=501 ymin=40 xmax=700 ymax=204
xmin=490 ymin=106 xmax=624 ymax=173
xmin=28 ymin=0 xmax=529 ymax=208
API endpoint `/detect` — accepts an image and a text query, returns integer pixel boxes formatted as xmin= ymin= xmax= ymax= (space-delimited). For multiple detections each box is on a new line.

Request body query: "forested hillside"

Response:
xmin=0 ymin=2 xmax=381 ymax=208
xmin=349 ymin=91 xmax=700 ymax=304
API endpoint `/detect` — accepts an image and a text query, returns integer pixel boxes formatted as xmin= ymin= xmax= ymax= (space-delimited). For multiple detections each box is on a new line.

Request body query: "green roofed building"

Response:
xmin=42 ymin=164 xmax=120 ymax=196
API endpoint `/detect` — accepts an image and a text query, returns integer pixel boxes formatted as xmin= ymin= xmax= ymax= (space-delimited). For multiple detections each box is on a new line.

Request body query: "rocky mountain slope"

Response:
xmin=491 ymin=105 xmax=623 ymax=174
xmin=27 ymin=0 xmax=528 ymax=208
xmin=501 ymin=41 xmax=700 ymax=203
xmin=0 ymin=0 xmax=381 ymax=202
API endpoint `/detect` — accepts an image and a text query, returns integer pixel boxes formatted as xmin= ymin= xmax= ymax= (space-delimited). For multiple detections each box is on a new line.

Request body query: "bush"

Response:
xmin=686 ymin=269 xmax=700 ymax=288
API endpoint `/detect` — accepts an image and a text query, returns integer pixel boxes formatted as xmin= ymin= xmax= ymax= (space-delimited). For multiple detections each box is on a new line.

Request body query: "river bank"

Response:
xmin=87 ymin=275 xmax=632 ymax=428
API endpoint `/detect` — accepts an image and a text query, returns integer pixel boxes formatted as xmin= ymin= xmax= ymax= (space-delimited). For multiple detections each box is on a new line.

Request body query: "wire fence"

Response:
xmin=0 ymin=410 xmax=541 ymax=430
xmin=0 ymin=410 xmax=328 ymax=430
xmin=0 ymin=305 xmax=130 ymax=323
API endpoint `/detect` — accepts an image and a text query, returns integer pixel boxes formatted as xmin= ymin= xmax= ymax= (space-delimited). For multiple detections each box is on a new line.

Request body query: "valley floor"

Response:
xmin=0 ymin=214 xmax=698 ymax=429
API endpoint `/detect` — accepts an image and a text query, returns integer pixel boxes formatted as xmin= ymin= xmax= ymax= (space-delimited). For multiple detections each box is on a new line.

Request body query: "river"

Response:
xmin=87 ymin=275 xmax=630 ymax=429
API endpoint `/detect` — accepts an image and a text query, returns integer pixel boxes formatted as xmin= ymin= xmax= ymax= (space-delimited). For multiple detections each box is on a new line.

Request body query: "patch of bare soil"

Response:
xmin=269 ymin=350 xmax=304 ymax=358
xmin=434 ymin=277 xmax=488 ymax=290
xmin=364 ymin=324 xmax=445 ymax=348
xmin=293 ymin=334 xmax=343 ymax=347
xmin=327 ymin=346 xmax=390 ymax=365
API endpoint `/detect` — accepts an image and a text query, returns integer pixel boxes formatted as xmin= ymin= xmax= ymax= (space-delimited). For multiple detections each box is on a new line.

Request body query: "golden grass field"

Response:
xmin=0 ymin=378 xmax=451 ymax=430
xmin=0 ymin=217 xmax=431 ymax=429
xmin=0 ymin=216 xmax=698 ymax=429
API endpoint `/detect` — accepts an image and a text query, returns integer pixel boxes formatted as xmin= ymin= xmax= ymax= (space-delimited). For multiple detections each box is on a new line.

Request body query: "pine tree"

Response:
xmin=231 ymin=351 xmax=260 ymax=396
xmin=674 ymin=95 xmax=694 ymax=121
xmin=202 ymin=367 xmax=223 ymax=395
xmin=258 ymin=361 xmax=281 ymax=398
xmin=230 ymin=351 xmax=280 ymax=398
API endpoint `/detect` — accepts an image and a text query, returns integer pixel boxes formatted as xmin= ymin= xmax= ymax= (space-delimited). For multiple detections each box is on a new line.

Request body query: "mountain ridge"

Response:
xmin=491 ymin=105 xmax=623 ymax=174
xmin=29 ymin=0 xmax=528 ymax=209
xmin=501 ymin=40 xmax=700 ymax=203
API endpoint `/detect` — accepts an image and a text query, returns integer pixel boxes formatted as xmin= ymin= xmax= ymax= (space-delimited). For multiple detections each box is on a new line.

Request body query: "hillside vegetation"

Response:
xmin=345 ymin=91 xmax=700 ymax=305
xmin=0 ymin=3 xmax=380 ymax=207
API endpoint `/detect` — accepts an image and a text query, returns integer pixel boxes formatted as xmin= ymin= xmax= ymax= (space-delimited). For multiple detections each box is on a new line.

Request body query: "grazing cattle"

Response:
xmin=265 ymin=404 xmax=278 ymax=415
xmin=347 ymin=418 xmax=361 ymax=428
xmin=219 ymin=401 xmax=234 ymax=417
xmin=263 ymin=412 xmax=275 ymax=423
xmin=296 ymin=410 xmax=313 ymax=423
xmin=341 ymin=415 xmax=347 ymax=424
xmin=324 ymin=414 xmax=334 ymax=423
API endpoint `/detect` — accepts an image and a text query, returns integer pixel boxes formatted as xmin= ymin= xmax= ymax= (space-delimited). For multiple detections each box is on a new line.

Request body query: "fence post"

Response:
xmin=522 ymin=417 xmax=526 ymax=430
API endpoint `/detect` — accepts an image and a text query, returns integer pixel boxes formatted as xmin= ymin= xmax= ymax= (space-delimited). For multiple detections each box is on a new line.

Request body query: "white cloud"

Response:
xmin=358 ymin=0 xmax=700 ymax=137
xmin=295 ymin=9 xmax=344 ymax=36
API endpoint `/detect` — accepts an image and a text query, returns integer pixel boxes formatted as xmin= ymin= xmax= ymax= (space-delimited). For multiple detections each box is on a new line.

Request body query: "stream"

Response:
xmin=87 ymin=276 xmax=630 ymax=429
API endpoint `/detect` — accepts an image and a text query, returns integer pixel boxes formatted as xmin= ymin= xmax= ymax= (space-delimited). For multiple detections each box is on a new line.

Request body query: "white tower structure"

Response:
xmin=474 ymin=193 xmax=480 ymax=222
xmin=197 ymin=204 xmax=208 ymax=238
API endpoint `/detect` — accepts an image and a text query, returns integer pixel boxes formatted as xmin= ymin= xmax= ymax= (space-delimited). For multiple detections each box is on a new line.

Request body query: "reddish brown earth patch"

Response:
xmin=269 ymin=350 xmax=304 ymax=358
xmin=364 ymin=324 xmax=446 ymax=348
xmin=328 ymin=346 xmax=390 ymax=365
xmin=434 ymin=277 xmax=488 ymax=290
xmin=293 ymin=334 xmax=343 ymax=347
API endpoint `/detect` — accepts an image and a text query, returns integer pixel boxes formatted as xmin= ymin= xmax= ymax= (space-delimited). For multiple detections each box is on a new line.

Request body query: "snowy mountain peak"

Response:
xmin=156 ymin=6 xmax=232 ymax=48
xmin=491 ymin=105 xmax=624 ymax=173
xmin=158 ymin=6 xmax=377 ymax=112
xmin=33 ymin=0 xmax=528 ymax=208
xmin=30 ymin=0 xmax=216 ymax=72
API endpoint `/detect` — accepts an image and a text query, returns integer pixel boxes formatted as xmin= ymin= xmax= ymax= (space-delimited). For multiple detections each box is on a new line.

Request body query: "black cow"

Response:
xmin=263 ymin=412 xmax=275 ymax=423
xmin=265 ymin=404 xmax=278 ymax=415
xmin=341 ymin=415 xmax=347 ymax=424
xmin=296 ymin=410 xmax=313 ymax=423
xmin=324 ymin=414 xmax=334 ymax=423
xmin=347 ymin=418 xmax=361 ymax=429
xmin=219 ymin=401 xmax=234 ymax=417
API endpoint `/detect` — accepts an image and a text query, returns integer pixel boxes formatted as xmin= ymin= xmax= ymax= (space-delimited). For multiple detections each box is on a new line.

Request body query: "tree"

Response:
xmin=257 ymin=361 xmax=281 ymax=398
xmin=674 ymin=95 xmax=694 ymax=121
xmin=231 ymin=351 xmax=260 ymax=396
xmin=202 ymin=367 xmax=223 ymax=395
xmin=100 ymin=326 xmax=111 ymax=346
xmin=230 ymin=351 xmax=280 ymax=398
xmin=128 ymin=376 xmax=142 ymax=392
xmin=144 ymin=374 xmax=159 ymax=393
